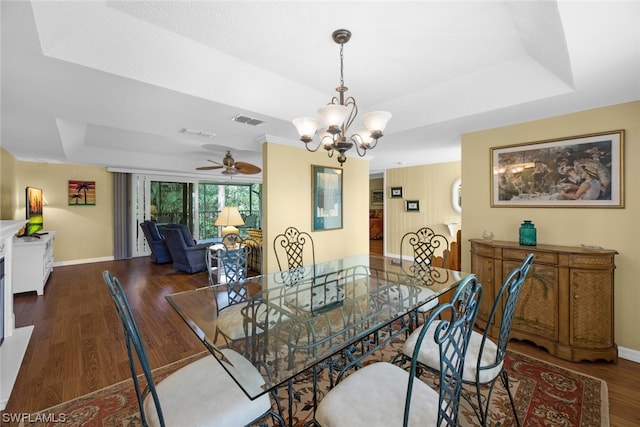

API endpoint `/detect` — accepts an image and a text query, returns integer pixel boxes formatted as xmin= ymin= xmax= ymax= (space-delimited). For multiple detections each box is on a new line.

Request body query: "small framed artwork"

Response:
xmin=370 ymin=190 xmax=384 ymax=206
xmin=68 ymin=180 xmax=96 ymax=206
xmin=405 ymin=200 xmax=420 ymax=212
xmin=390 ymin=187 xmax=403 ymax=198
xmin=312 ymin=165 xmax=343 ymax=231
xmin=491 ymin=130 xmax=624 ymax=207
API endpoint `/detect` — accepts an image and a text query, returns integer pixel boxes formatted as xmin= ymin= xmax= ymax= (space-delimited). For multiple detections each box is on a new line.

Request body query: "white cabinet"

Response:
xmin=12 ymin=231 xmax=55 ymax=295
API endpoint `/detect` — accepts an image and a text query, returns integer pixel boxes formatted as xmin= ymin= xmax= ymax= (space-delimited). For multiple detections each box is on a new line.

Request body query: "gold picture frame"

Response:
xmin=491 ymin=130 xmax=624 ymax=208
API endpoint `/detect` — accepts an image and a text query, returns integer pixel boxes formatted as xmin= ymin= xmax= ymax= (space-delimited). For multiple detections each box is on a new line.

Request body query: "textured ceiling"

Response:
xmin=1 ymin=1 xmax=639 ymax=180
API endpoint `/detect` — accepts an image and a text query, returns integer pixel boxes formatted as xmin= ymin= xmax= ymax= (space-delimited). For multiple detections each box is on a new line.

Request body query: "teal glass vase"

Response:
xmin=519 ymin=220 xmax=537 ymax=246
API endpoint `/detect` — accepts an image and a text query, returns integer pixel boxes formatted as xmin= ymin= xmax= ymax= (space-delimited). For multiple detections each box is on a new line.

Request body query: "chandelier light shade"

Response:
xmin=292 ymin=29 xmax=392 ymax=165
xmin=214 ymin=206 xmax=245 ymax=237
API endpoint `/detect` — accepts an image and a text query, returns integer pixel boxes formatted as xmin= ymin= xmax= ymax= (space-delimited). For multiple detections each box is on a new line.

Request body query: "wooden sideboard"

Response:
xmin=470 ymin=239 xmax=618 ymax=362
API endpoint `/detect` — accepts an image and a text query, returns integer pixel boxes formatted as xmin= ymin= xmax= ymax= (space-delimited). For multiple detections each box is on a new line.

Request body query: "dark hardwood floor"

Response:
xmin=4 ymin=258 xmax=209 ymax=416
xmin=2 ymin=240 xmax=639 ymax=426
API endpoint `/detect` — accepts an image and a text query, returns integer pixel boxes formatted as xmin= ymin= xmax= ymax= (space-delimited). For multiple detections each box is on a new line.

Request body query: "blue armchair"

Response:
xmin=161 ymin=224 xmax=209 ymax=273
xmin=139 ymin=221 xmax=172 ymax=264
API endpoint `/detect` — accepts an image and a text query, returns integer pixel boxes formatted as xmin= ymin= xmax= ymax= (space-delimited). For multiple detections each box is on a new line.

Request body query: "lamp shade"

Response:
xmin=362 ymin=111 xmax=392 ymax=132
xmin=352 ymin=128 xmax=373 ymax=148
xmin=215 ymin=206 xmax=245 ymax=238
xmin=318 ymin=104 xmax=349 ymax=128
xmin=293 ymin=117 xmax=320 ymax=140
xmin=214 ymin=206 xmax=245 ymax=227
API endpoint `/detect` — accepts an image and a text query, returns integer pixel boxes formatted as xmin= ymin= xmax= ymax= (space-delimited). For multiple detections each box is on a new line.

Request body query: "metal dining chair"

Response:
xmin=102 ymin=270 xmax=285 ymax=427
xmin=399 ymin=226 xmax=451 ymax=328
xmin=273 ymin=226 xmax=316 ymax=285
xmin=207 ymin=233 xmax=264 ymax=346
xmin=398 ymin=253 xmax=534 ymax=426
xmin=314 ymin=274 xmax=482 ymax=427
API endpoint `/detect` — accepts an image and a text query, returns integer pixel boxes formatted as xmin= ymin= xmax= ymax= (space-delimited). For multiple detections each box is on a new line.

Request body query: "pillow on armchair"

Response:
xmin=244 ymin=229 xmax=263 ymax=273
xmin=139 ymin=220 xmax=172 ymax=264
xmin=246 ymin=229 xmax=262 ymax=240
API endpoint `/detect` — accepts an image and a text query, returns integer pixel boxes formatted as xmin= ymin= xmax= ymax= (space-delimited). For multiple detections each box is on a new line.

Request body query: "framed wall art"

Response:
xmin=390 ymin=187 xmax=403 ymax=198
xmin=370 ymin=190 xmax=383 ymax=206
xmin=312 ymin=165 xmax=342 ymax=231
xmin=68 ymin=180 xmax=96 ymax=206
xmin=491 ymin=130 xmax=624 ymax=208
xmin=405 ymin=200 xmax=420 ymax=212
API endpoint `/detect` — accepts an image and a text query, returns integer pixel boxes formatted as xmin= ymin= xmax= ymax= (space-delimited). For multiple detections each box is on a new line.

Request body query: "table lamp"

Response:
xmin=214 ymin=206 xmax=245 ymax=237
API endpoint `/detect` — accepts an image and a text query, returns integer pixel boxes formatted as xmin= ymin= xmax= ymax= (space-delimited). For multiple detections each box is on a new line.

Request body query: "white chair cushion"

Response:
xmin=316 ymin=361 xmax=441 ymax=427
xmin=217 ymin=302 xmax=290 ymax=341
xmin=402 ymin=321 xmax=502 ymax=384
xmin=217 ymin=303 xmax=263 ymax=340
xmin=144 ymin=350 xmax=271 ymax=427
xmin=392 ymin=284 xmax=440 ymax=313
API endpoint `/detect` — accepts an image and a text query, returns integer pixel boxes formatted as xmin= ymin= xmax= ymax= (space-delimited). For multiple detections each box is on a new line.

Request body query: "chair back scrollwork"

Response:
xmin=406 ymin=275 xmax=482 ymax=426
xmin=208 ymin=233 xmax=261 ymax=310
xmin=273 ymin=227 xmax=316 ymax=285
xmin=400 ymin=227 xmax=450 ymax=278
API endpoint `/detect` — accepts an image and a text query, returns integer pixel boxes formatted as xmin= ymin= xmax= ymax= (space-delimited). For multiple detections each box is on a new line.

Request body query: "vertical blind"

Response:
xmin=113 ymin=172 xmax=132 ymax=259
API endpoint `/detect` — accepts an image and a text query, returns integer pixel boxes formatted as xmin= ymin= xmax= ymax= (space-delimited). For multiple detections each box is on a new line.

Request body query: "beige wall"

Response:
xmin=0 ymin=148 xmax=18 ymax=219
xmin=263 ymin=142 xmax=369 ymax=273
xmin=11 ymin=160 xmax=114 ymax=263
xmin=385 ymin=161 xmax=462 ymax=256
xmin=461 ymin=100 xmax=640 ymax=351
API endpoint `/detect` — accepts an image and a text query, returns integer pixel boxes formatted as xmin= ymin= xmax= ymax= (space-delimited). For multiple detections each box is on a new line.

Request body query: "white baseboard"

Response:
xmin=53 ymin=256 xmax=114 ymax=267
xmin=618 ymin=346 xmax=640 ymax=363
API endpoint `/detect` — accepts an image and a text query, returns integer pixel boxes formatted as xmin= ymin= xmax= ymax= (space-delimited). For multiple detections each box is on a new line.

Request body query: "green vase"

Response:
xmin=519 ymin=220 xmax=537 ymax=246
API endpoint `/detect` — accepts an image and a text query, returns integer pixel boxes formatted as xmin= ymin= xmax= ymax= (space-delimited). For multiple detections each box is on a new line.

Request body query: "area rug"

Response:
xmin=18 ymin=342 xmax=608 ymax=427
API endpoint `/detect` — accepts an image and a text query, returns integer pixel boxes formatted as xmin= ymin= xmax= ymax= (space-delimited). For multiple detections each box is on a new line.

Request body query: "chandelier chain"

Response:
xmin=339 ymin=43 xmax=345 ymax=89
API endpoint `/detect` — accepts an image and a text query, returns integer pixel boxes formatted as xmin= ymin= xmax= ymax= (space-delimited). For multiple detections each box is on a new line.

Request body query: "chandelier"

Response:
xmin=293 ymin=29 xmax=392 ymax=166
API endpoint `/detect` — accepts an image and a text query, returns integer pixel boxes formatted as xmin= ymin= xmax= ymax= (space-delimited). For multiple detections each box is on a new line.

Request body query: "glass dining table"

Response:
xmin=165 ymin=254 xmax=469 ymax=423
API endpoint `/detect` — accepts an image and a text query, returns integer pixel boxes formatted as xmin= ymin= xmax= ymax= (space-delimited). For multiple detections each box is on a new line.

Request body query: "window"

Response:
xmin=198 ymin=182 xmax=262 ymax=239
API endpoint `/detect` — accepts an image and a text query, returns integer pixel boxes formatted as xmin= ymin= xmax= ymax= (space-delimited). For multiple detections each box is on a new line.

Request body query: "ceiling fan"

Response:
xmin=196 ymin=151 xmax=261 ymax=175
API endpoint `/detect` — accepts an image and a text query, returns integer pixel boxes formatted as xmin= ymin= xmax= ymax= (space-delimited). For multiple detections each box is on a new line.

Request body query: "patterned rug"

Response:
xmin=18 ymin=340 xmax=608 ymax=427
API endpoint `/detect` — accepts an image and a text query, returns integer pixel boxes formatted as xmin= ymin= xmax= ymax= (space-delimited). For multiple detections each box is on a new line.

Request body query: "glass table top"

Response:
xmin=166 ymin=254 xmax=469 ymax=400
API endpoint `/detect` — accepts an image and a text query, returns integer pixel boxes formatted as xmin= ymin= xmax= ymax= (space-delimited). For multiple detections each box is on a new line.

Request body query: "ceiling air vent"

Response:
xmin=231 ymin=114 xmax=264 ymax=126
xmin=179 ymin=128 xmax=216 ymax=138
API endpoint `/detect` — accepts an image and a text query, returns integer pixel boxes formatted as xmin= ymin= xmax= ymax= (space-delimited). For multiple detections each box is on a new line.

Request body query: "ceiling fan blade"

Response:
xmin=196 ymin=165 xmax=223 ymax=170
xmin=234 ymin=162 xmax=262 ymax=174
xmin=207 ymin=159 xmax=224 ymax=166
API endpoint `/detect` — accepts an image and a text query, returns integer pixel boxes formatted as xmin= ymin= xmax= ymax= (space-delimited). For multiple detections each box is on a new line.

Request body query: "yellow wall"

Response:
xmin=461 ymin=100 xmax=640 ymax=351
xmin=385 ymin=161 xmax=462 ymax=256
xmin=263 ymin=142 xmax=369 ymax=273
xmin=12 ymin=160 xmax=114 ymax=263
xmin=0 ymin=148 xmax=18 ymax=219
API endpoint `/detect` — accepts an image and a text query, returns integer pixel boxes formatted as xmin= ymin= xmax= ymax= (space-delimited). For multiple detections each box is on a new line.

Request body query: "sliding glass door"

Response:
xmin=131 ymin=174 xmax=262 ymax=258
xmin=132 ymin=174 xmax=199 ymax=258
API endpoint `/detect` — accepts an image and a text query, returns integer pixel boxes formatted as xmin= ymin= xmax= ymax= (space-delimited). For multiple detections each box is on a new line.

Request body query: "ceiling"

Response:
xmin=2 ymin=1 xmax=639 ymax=182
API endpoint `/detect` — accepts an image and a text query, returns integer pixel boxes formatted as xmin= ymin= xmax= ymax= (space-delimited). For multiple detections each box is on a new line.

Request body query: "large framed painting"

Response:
xmin=491 ymin=130 xmax=624 ymax=208
xmin=312 ymin=165 xmax=343 ymax=231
